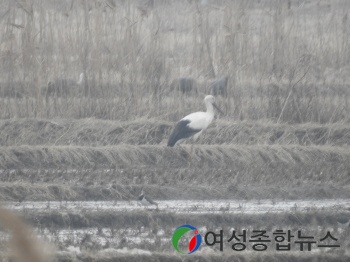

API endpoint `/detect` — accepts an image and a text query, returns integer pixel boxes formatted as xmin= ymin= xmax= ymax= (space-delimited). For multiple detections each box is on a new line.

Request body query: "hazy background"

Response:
xmin=1 ymin=0 xmax=350 ymax=122
xmin=1 ymin=1 xmax=350 ymax=261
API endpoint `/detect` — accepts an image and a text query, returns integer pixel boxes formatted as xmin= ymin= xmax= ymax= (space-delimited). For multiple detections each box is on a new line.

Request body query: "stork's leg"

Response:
xmin=187 ymin=145 xmax=192 ymax=166
xmin=189 ymin=143 xmax=194 ymax=164
xmin=189 ymin=134 xmax=199 ymax=164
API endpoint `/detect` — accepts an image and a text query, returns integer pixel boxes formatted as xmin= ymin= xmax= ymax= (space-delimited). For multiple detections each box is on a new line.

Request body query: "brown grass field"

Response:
xmin=1 ymin=0 xmax=350 ymax=261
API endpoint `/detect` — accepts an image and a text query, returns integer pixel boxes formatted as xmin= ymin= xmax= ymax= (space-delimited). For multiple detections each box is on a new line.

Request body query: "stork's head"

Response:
xmin=204 ymin=95 xmax=215 ymax=104
xmin=204 ymin=95 xmax=224 ymax=114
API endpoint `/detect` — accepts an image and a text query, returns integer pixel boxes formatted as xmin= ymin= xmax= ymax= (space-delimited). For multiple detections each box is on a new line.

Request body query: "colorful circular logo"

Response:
xmin=172 ymin=224 xmax=202 ymax=254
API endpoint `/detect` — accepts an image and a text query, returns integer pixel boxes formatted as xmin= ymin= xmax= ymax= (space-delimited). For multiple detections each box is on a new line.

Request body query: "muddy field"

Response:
xmin=1 ymin=0 xmax=350 ymax=261
xmin=0 ymin=118 xmax=350 ymax=261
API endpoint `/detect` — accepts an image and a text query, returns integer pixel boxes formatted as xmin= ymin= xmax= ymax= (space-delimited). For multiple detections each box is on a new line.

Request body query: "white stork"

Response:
xmin=167 ymin=95 xmax=223 ymax=147
xmin=138 ymin=188 xmax=158 ymax=207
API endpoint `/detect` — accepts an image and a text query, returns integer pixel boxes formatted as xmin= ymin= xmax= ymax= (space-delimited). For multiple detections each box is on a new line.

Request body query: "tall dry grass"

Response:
xmin=1 ymin=118 xmax=350 ymax=147
xmin=0 ymin=0 xmax=350 ymax=123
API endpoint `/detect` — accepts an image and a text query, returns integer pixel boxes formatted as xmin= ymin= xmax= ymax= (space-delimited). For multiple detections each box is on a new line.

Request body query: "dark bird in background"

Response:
xmin=168 ymin=77 xmax=197 ymax=95
xmin=167 ymin=95 xmax=223 ymax=147
xmin=179 ymin=77 xmax=197 ymax=95
xmin=210 ymin=76 xmax=228 ymax=97
xmin=44 ymin=73 xmax=84 ymax=97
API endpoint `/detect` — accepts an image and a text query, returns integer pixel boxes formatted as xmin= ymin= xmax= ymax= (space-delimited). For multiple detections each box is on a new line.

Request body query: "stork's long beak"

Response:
xmin=213 ymin=102 xmax=224 ymax=115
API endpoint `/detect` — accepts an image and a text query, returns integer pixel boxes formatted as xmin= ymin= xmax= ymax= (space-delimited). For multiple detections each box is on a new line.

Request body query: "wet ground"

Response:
xmin=1 ymin=198 xmax=349 ymax=255
xmin=4 ymin=198 xmax=350 ymax=214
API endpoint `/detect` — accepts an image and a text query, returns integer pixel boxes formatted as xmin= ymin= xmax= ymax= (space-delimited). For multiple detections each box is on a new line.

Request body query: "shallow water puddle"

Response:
xmin=1 ymin=199 xmax=350 ymax=253
xmin=3 ymin=199 xmax=350 ymax=214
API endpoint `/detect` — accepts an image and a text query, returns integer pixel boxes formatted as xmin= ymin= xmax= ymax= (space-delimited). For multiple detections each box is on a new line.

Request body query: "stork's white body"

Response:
xmin=167 ymin=95 xmax=220 ymax=147
xmin=180 ymin=111 xmax=214 ymax=143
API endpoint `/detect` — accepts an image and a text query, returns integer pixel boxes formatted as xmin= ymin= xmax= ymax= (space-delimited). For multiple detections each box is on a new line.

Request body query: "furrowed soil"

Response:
xmin=1 ymin=118 xmax=350 ymax=261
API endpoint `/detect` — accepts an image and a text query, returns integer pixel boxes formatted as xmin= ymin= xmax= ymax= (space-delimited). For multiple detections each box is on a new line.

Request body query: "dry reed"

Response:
xmin=0 ymin=1 xmax=349 ymax=123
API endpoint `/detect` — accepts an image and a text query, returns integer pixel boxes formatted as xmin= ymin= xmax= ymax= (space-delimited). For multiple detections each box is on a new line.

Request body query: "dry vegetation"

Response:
xmin=1 ymin=118 xmax=350 ymax=146
xmin=0 ymin=0 xmax=350 ymax=122
xmin=1 ymin=0 xmax=350 ymax=261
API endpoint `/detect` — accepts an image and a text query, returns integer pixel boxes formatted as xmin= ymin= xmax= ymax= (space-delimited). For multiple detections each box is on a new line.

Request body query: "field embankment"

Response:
xmin=0 ymin=119 xmax=350 ymax=201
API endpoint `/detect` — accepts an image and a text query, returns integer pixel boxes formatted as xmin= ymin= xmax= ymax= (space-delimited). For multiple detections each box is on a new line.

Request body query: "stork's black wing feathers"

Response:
xmin=167 ymin=119 xmax=201 ymax=147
